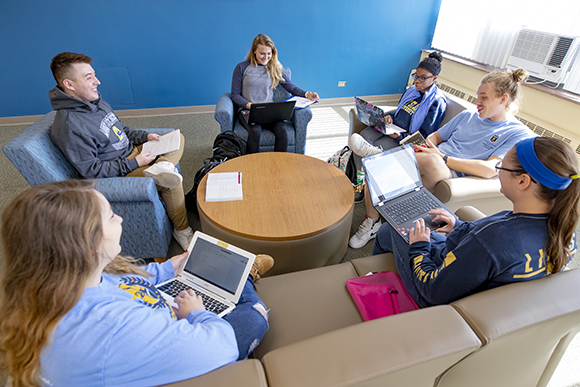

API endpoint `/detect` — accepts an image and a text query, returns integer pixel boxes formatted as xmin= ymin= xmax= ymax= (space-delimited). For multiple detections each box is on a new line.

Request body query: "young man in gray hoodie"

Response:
xmin=49 ymin=52 xmax=193 ymax=250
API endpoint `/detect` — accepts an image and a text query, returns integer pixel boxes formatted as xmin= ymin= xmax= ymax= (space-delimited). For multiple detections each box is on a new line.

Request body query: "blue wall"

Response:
xmin=0 ymin=0 xmax=442 ymax=118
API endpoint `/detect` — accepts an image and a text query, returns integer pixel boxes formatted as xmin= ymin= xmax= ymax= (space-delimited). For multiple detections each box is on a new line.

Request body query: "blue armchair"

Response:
xmin=214 ymin=68 xmax=313 ymax=154
xmin=2 ymin=111 xmax=173 ymax=259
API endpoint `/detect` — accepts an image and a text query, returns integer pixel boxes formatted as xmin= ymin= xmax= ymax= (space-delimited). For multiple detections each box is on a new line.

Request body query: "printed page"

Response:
xmin=205 ymin=172 xmax=243 ymax=202
xmin=285 ymin=96 xmax=318 ymax=109
xmin=141 ymin=129 xmax=181 ymax=157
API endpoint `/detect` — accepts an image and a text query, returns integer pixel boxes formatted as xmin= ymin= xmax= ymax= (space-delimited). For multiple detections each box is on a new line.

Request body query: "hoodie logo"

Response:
xmin=99 ymin=112 xmax=118 ymax=137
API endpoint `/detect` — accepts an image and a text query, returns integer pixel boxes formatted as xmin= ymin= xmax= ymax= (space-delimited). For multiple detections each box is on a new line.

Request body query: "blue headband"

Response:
xmin=516 ymin=137 xmax=575 ymax=190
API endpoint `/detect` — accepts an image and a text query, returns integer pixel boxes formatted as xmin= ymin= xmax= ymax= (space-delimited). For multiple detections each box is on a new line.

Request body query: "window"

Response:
xmin=432 ymin=0 xmax=580 ymax=92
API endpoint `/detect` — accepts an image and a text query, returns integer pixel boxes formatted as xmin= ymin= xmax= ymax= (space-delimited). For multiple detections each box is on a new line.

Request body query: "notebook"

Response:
xmin=362 ymin=144 xmax=454 ymax=241
xmin=354 ymin=97 xmax=406 ymax=136
xmin=241 ymin=100 xmax=296 ymax=125
xmin=156 ymin=231 xmax=255 ymax=317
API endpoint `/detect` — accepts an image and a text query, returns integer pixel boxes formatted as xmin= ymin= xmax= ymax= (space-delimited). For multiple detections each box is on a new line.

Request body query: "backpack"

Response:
xmin=327 ymin=145 xmax=357 ymax=184
xmin=185 ymin=131 xmax=245 ymax=211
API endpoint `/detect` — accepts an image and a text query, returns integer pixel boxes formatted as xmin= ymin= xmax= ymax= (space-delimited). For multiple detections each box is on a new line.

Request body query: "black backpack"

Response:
xmin=185 ymin=131 xmax=245 ymax=211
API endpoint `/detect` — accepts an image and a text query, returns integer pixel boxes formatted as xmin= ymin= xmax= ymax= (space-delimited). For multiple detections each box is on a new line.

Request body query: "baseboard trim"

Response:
xmin=0 ymin=95 xmax=401 ymax=127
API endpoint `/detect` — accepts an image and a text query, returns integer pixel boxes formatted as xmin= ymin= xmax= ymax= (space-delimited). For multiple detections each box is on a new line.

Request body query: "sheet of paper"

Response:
xmin=206 ymin=172 xmax=243 ymax=202
xmin=141 ymin=129 xmax=181 ymax=157
xmin=386 ymin=123 xmax=407 ymax=134
xmin=285 ymin=96 xmax=318 ymax=109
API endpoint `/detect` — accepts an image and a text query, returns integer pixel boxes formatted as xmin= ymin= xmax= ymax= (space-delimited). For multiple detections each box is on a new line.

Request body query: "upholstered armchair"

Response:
xmin=214 ymin=68 xmax=312 ymax=154
xmin=2 ymin=111 xmax=173 ymax=259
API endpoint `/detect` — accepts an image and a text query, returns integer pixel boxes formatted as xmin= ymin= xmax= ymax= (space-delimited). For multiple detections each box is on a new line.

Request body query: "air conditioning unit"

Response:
xmin=506 ymin=29 xmax=579 ymax=85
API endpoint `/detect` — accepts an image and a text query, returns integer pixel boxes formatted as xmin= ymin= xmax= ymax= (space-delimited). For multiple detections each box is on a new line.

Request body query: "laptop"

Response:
xmin=156 ymin=231 xmax=255 ymax=317
xmin=354 ymin=97 xmax=406 ymax=136
xmin=241 ymin=100 xmax=296 ymax=125
xmin=362 ymin=144 xmax=454 ymax=241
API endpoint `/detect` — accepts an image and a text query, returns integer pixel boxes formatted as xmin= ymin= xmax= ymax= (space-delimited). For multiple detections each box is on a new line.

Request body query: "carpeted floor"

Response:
xmin=0 ymin=104 xmax=579 ymax=386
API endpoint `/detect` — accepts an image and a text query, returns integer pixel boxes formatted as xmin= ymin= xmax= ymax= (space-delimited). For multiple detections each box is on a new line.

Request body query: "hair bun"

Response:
xmin=428 ymin=51 xmax=443 ymax=63
xmin=512 ymin=68 xmax=529 ymax=83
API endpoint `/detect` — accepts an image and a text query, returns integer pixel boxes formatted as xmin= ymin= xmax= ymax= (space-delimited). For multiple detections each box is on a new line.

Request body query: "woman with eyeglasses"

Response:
xmin=349 ymin=68 xmax=536 ymax=250
xmin=350 ymin=51 xmax=447 ymax=156
xmin=373 ymin=136 xmax=580 ymax=307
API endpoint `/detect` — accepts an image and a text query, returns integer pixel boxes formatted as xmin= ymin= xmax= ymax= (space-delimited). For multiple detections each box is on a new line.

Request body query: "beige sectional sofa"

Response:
xmin=349 ymin=90 xmax=512 ymax=215
xmin=166 ymin=207 xmax=580 ymax=387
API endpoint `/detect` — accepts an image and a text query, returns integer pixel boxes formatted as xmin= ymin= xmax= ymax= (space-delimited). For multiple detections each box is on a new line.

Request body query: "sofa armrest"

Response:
xmin=161 ymin=359 xmax=268 ymax=387
xmin=214 ymin=93 xmax=235 ymax=133
xmin=433 ymin=176 xmax=511 ymax=215
xmin=291 ymin=106 xmax=312 ymax=154
xmin=92 ymin=177 xmax=159 ymax=203
xmin=454 ymin=206 xmax=486 ymax=222
xmin=434 ymin=176 xmax=502 ymax=203
xmin=262 ymin=305 xmax=481 ymax=387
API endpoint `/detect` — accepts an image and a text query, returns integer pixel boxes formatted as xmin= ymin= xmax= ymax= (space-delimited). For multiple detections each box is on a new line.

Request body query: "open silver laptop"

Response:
xmin=156 ymin=231 xmax=255 ymax=317
xmin=362 ymin=144 xmax=454 ymax=241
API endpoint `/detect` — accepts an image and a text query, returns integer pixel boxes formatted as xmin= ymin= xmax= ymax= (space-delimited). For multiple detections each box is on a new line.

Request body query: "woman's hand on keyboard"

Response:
xmin=174 ymin=289 xmax=205 ymax=319
xmin=429 ymin=208 xmax=456 ymax=233
xmin=409 ymin=218 xmax=431 ymax=244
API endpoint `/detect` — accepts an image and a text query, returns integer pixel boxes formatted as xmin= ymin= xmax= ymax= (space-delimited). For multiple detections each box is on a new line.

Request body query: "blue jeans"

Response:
xmin=223 ymin=278 xmax=269 ymax=360
xmin=373 ymin=223 xmax=446 ymax=308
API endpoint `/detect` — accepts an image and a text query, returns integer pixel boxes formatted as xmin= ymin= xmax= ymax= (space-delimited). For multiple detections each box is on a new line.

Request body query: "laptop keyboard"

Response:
xmin=385 ymin=190 xmax=440 ymax=224
xmin=158 ymin=280 xmax=229 ymax=315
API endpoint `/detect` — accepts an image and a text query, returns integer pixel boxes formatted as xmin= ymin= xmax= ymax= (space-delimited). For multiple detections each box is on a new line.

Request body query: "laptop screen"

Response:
xmin=362 ymin=144 xmax=422 ymax=206
xmin=184 ymin=238 xmax=249 ymax=295
xmin=355 ymin=97 xmax=386 ymax=129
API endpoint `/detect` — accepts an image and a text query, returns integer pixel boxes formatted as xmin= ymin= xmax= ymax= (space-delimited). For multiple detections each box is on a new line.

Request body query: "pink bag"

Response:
xmin=346 ymin=271 xmax=419 ymax=321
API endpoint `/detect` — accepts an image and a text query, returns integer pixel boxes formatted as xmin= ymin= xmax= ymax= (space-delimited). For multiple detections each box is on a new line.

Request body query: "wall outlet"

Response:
xmin=338 ymin=81 xmax=346 ymax=87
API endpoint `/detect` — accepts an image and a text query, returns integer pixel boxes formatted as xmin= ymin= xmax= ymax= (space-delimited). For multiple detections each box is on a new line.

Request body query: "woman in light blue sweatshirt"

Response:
xmin=0 ymin=180 xmax=270 ymax=387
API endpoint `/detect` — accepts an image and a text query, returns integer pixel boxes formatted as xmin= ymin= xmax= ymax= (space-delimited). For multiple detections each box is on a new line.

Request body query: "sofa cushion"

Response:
xmin=254 ymin=261 xmax=362 ymax=358
xmin=261 ymin=305 xmax=481 ymax=387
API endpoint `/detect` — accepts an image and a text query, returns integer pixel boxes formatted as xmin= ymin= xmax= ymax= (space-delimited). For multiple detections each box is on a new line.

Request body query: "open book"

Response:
xmin=141 ymin=129 xmax=181 ymax=157
xmin=205 ymin=172 xmax=243 ymax=202
xmin=399 ymin=131 xmax=427 ymax=147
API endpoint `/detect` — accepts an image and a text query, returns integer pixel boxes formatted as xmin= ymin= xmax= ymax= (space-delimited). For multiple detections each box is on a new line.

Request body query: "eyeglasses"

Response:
xmin=411 ymin=73 xmax=435 ymax=83
xmin=495 ymin=161 xmax=537 ymax=183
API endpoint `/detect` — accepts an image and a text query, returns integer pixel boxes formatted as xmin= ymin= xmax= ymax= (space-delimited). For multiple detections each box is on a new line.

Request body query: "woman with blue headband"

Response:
xmin=373 ymin=136 xmax=579 ymax=307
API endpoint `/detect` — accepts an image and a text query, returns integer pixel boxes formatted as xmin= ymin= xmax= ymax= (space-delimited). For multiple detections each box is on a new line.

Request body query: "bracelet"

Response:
xmin=443 ymin=155 xmax=449 ymax=164
xmin=305 ymin=91 xmax=311 ymax=98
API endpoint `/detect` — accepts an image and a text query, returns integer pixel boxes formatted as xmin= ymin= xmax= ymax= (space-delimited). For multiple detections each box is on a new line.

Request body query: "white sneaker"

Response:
xmin=143 ymin=161 xmax=183 ymax=189
xmin=349 ymin=133 xmax=383 ymax=158
xmin=173 ymin=226 xmax=194 ymax=251
xmin=349 ymin=217 xmax=382 ymax=249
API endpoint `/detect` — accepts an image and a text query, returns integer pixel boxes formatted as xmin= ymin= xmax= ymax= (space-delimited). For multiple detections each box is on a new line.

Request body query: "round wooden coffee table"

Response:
xmin=197 ymin=152 xmax=354 ymax=276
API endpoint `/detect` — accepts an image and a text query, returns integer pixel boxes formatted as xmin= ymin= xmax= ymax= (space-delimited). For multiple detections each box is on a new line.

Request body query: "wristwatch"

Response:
xmin=443 ymin=155 xmax=449 ymax=164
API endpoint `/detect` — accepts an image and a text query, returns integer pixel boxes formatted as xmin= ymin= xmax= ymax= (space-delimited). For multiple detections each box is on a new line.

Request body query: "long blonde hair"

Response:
xmin=0 ymin=180 xmax=146 ymax=387
xmin=246 ymin=33 xmax=284 ymax=89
